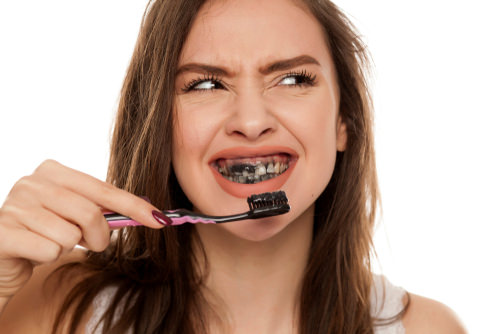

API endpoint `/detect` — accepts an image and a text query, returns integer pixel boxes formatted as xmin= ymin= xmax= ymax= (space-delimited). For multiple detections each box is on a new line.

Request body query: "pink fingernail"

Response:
xmin=152 ymin=210 xmax=172 ymax=226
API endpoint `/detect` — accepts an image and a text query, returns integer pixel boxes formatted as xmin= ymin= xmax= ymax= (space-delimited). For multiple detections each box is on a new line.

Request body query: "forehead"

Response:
xmin=179 ymin=0 xmax=333 ymax=71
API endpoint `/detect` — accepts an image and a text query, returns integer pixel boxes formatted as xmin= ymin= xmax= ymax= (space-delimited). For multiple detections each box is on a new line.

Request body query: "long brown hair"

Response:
xmin=52 ymin=0 xmax=406 ymax=333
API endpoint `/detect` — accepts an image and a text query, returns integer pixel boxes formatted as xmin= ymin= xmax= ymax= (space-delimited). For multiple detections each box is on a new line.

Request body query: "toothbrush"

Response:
xmin=104 ymin=191 xmax=290 ymax=228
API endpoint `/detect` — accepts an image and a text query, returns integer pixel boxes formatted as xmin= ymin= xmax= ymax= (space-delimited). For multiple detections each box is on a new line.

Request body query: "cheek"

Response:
xmin=305 ymin=114 xmax=337 ymax=187
xmin=284 ymin=93 xmax=338 ymax=197
xmin=172 ymin=106 xmax=224 ymax=200
xmin=312 ymin=96 xmax=338 ymax=168
xmin=172 ymin=111 xmax=203 ymax=180
xmin=174 ymin=113 xmax=208 ymax=150
xmin=173 ymin=103 xmax=223 ymax=158
xmin=312 ymin=110 xmax=337 ymax=155
xmin=278 ymin=93 xmax=338 ymax=157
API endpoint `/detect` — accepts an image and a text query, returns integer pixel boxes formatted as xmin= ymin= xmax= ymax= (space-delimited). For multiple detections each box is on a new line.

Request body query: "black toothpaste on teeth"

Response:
xmin=230 ymin=164 xmax=256 ymax=174
xmin=220 ymin=162 xmax=288 ymax=176
xmin=219 ymin=163 xmax=289 ymax=184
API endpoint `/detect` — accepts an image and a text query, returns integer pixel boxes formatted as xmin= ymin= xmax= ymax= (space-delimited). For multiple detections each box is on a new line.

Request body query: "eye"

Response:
xmin=182 ymin=74 xmax=225 ymax=93
xmin=278 ymin=70 xmax=317 ymax=88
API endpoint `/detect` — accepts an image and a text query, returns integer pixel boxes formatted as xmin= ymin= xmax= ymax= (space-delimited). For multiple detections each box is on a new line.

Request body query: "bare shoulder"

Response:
xmin=402 ymin=293 xmax=467 ymax=334
xmin=0 ymin=249 xmax=93 ymax=333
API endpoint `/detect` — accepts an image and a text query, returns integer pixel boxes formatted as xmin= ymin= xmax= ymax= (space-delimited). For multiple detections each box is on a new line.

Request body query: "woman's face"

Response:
xmin=173 ymin=0 xmax=346 ymax=241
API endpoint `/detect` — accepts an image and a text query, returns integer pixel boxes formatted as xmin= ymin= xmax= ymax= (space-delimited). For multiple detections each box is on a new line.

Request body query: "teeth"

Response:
xmin=256 ymin=164 xmax=266 ymax=176
xmin=218 ymin=165 xmax=228 ymax=175
xmin=215 ymin=154 xmax=291 ymax=184
xmin=218 ymin=162 xmax=289 ymax=184
xmin=267 ymin=163 xmax=274 ymax=174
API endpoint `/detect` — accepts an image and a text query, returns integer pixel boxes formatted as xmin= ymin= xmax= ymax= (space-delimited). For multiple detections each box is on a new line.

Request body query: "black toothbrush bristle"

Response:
xmin=247 ymin=191 xmax=288 ymax=210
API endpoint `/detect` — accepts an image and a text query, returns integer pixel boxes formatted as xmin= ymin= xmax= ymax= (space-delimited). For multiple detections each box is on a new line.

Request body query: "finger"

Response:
xmin=0 ymin=226 xmax=62 ymax=264
xmin=7 ymin=205 xmax=83 ymax=253
xmin=4 ymin=176 xmax=44 ymax=208
xmin=30 ymin=180 xmax=110 ymax=251
xmin=6 ymin=174 xmax=110 ymax=251
xmin=33 ymin=160 xmax=165 ymax=228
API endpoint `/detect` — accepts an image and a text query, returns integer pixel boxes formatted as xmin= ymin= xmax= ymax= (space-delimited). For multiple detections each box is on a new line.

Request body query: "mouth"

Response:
xmin=208 ymin=146 xmax=298 ymax=198
xmin=213 ymin=153 xmax=291 ymax=184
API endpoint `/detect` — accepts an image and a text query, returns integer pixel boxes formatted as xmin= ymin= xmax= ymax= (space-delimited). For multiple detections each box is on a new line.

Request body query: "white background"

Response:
xmin=0 ymin=1 xmax=498 ymax=332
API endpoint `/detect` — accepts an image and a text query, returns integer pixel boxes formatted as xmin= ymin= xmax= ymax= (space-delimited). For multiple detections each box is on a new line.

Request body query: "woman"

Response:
xmin=0 ymin=0 xmax=466 ymax=333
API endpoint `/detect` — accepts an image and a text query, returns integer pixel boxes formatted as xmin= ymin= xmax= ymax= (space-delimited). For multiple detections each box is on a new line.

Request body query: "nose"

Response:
xmin=224 ymin=89 xmax=277 ymax=141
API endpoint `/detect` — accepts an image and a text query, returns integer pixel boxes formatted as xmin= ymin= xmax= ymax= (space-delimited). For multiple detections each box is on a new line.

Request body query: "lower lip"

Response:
xmin=210 ymin=161 xmax=296 ymax=198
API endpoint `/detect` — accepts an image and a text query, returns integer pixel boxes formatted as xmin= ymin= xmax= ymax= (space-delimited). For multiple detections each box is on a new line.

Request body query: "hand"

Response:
xmin=0 ymin=159 xmax=165 ymax=310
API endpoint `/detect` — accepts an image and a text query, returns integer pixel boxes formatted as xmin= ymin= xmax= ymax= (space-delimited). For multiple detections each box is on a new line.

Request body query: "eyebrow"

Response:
xmin=175 ymin=55 xmax=320 ymax=77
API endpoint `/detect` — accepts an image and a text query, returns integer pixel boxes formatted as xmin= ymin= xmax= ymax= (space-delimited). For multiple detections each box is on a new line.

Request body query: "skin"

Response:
xmin=173 ymin=0 xmax=345 ymax=243
xmin=173 ymin=0 xmax=345 ymax=332
xmin=173 ymin=0 xmax=467 ymax=333
xmin=0 ymin=0 xmax=467 ymax=333
xmin=0 ymin=160 xmax=164 ymax=331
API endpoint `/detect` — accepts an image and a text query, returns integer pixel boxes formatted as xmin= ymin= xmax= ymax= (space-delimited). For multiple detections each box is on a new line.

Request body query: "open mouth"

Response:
xmin=212 ymin=153 xmax=292 ymax=184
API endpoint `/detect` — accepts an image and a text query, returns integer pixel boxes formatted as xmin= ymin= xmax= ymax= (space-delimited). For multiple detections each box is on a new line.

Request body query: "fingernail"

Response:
xmin=140 ymin=195 xmax=151 ymax=203
xmin=152 ymin=210 xmax=172 ymax=226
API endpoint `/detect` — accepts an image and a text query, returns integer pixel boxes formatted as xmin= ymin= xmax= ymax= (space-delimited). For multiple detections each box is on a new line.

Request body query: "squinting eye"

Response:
xmin=182 ymin=75 xmax=225 ymax=93
xmin=278 ymin=71 xmax=317 ymax=88
xmin=280 ymin=76 xmax=301 ymax=85
xmin=193 ymin=80 xmax=223 ymax=91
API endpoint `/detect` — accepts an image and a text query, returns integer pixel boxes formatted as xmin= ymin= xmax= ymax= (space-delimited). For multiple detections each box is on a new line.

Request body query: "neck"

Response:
xmin=194 ymin=205 xmax=314 ymax=334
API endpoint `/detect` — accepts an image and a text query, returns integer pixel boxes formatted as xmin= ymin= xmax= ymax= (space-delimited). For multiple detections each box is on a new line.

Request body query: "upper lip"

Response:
xmin=208 ymin=146 xmax=298 ymax=164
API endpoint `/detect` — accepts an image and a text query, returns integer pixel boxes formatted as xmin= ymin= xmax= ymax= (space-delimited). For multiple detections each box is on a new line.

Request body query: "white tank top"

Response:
xmin=371 ymin=275 xmax=406 ymax=334
xmin=87 ymin=274 xmax=405 ymax=333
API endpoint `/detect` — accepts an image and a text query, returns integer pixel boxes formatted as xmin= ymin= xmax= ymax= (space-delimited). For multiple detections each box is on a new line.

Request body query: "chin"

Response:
xmin=227 ymin=217 xmax=290 ymax=242
xmin=217 ymin=201 xmax=314 ymax=243
xmin=195 ymin=213 xmax=292 ymax=243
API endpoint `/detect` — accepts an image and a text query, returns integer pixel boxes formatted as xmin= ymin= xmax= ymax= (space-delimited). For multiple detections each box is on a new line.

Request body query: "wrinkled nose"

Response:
xmin=224 ymin=90 xmax=277 ymax=141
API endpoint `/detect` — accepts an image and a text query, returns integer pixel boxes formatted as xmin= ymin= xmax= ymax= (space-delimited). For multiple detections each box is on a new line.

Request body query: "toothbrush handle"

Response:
xmin=103 ymin=210 xmax=217 ymax=229
xmin=103 ymin=211 xmax=145 ymax=229
xmin=107 ymin=218 xmax=144 ymax=229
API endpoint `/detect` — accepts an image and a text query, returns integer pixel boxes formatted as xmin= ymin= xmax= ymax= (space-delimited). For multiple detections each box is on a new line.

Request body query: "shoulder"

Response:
xmin=402 ymin=293 xmax=468 ymax=334
xmin=0 ymin=249 xmax=93 ymax=334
